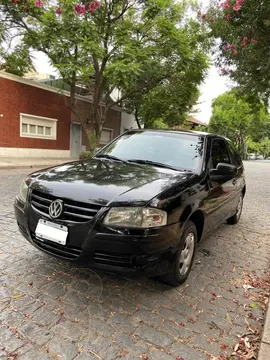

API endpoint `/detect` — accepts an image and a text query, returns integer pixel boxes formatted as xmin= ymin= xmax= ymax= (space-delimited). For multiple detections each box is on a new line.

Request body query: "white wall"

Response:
xmin=120 ymin=111 xmax=139 ymax=133
xmin=0 ymin=148 xmax=70 ymax=158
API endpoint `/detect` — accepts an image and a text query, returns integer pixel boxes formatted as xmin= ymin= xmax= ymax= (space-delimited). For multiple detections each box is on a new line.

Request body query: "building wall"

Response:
xmin=72 ymin=100 xmax=122 ymax=149
xmin=0 ymin=73 xmax=123 ymax=157
xmin=0 ymin=77 xmax=71 ymax=153
xmin=120 ymin=111 xmax=139 ymax=133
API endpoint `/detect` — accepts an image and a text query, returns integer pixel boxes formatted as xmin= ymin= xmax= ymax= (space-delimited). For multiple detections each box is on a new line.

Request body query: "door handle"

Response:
xmin=232 ymin=178 xmax=236 ymax=185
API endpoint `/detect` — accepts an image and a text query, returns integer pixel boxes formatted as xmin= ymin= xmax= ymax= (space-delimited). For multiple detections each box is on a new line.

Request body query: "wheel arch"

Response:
xmin=180 ymin=207 xmax=205 ymax=242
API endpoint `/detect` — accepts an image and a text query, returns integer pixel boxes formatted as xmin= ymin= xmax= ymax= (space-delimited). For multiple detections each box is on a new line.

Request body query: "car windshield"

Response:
xmin=96 ymin=131 xmax=204 ymax=172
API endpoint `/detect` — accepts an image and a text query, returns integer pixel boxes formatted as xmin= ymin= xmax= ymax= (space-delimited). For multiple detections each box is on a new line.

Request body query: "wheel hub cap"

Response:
xmin=179 ymin=232 xmax=195 ymax=276
xmin=236 ymin=196 xmax=243 ymax=219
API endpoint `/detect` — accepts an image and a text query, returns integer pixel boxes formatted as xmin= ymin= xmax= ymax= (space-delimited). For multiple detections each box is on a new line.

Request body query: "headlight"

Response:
xmin=19 ymin=179 xmax=29 ymax=202
xmin=103 ymin=207 xmax=167 ymax=228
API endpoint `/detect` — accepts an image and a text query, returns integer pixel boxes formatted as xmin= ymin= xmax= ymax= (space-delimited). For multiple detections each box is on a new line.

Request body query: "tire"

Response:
xmin=227 ymin=193 xmax=243 ymax=225
xmin=160 ymin=221 xmax=197 ymax=286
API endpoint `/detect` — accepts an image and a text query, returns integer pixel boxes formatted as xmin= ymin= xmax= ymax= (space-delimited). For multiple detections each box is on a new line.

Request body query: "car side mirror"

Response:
xmin=210 ymin=162 xmax=237 ymax=180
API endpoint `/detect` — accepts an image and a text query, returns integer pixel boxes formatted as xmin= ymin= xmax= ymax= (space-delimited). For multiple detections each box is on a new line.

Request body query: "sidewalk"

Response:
xmin=0 ymin=157 xmax=76 ymax=170
xmin=258 ymin=301 xmax=270 ymax=360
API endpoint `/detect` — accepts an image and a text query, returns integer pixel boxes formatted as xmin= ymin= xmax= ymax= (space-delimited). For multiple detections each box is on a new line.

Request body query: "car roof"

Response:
xmin=126 ymin=128 xmax=228 ymax=140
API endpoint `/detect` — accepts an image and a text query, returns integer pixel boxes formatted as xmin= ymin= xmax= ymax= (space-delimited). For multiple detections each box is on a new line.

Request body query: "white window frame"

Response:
xmin=20 ymin=113 xmax=57 ymax=140
xmin=100 ymin=128 xmax=114 ymax=144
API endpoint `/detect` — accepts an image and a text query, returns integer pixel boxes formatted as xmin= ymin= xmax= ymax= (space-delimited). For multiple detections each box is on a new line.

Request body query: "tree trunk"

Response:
xmin=135 ymin=107 xmax=141 ymax=129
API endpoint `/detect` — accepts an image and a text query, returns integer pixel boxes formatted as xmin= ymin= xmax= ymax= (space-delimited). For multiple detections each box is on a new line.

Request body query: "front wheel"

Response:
xmin=227 ymin=193 xmax=243 ymax=225
xmin=160 ymin=221 xmax=197 ymax=286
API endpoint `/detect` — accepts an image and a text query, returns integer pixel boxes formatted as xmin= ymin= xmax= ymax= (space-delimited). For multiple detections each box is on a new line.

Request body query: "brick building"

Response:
xmin=0 ymin=71 xmax=137 ymax=158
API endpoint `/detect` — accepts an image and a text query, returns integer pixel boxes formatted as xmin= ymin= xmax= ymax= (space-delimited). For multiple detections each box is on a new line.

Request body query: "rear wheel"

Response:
xmin=160 ymin=221 xmax=197 ymax=286
xmin=227 ymin=194 xmax=243 ymax=225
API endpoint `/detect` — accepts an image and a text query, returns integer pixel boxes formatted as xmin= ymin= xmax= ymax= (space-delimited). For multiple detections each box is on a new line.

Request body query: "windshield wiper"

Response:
xmin=94 ymin=154 xmax=128 ymax=163
xmin=128 ymin=159 xmax=180 ymax=171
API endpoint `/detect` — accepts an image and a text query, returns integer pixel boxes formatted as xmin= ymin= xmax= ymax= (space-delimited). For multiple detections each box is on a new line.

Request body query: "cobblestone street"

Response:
xmin=0 ymin=161 xmax=270 ymax=360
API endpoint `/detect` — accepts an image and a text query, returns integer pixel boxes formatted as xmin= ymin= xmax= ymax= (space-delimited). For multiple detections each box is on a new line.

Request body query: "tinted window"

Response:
xmin=99 ymin=131 xmax=204 ymax=172
xmin=227 ymin=141 xmax=242 ymax=167
xmin=211 ymin=139 xmax=231 ymax=168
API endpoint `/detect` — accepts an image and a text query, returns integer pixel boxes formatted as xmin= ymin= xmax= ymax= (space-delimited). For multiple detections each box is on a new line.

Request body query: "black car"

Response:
xmin=14 ymin=130 xmax=245 ymax=286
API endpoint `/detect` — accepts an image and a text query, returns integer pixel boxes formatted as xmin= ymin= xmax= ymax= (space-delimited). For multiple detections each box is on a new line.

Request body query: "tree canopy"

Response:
xmin=208 ymin=89 xmax=270 ymax=158
xmin=202 ymin=0 xmax=270 ymax=102
xmin=0 ymin=0 xmax=210 ymax=141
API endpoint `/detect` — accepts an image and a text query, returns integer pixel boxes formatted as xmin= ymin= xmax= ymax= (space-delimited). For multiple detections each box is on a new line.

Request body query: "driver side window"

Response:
xmin=211 ymin=139 xmax=232 ymax=169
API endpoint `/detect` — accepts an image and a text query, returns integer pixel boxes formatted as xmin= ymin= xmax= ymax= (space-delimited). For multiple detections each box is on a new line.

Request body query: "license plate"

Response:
xmin=35 ymin=219 xmax=68 ymax=245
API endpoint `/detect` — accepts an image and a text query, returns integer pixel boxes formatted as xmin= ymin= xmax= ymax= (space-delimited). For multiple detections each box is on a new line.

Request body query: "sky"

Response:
xmin=31 ymin=0 xmax=230 ymax=125
xmin=193 ymin=66 xmax=229 ymax=124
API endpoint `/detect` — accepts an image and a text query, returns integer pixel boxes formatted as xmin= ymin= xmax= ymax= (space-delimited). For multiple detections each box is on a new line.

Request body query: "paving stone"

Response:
xmin=148 ymin=348 xmax=175 ymax=359
xmin=51 ymin=320 xmax=85 ymax=342
xmin=135 ymin=323 xmax=174 ymax=347
xmin=0 ymin=309 xmax=25 ymax=328
xmin=0 ymin=326 xmax=24 ymax=352
xmin=74 ymin=352 xmax=99 ymax=360
xmin=41 ymin=281 xmax=66 ymax=298
xmin=19 ymin=349 xmax=52 ymax=360
xmin=19 ymin=321 xmax=54 ymax=345
xmin=79 ymin=335 xmax=112 ymax=357
xmin=193 ymin=334 xmax=220 ymax=356
xmin=31 ymin=307 xmax=61 ymax=326
xmin=47 ymin=335 xmax=79 ymax=359
xmin=170 ymin=342 xmax=208 ymax=360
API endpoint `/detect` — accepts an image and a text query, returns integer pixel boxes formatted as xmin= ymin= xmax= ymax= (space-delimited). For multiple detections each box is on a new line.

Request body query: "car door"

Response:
xmin=226 ymin=140 xmax=244 ymax=211
xmin=206 ymin=138 xmax=237 ymax=228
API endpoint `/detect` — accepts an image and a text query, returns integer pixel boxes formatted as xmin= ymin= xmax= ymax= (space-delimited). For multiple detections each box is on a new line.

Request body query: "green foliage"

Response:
xmin=206 ymin=0 xmax=270 ymax=101
xmin=0 ymin=41 xmax=33 ymax=76
xmin=79 ymin=151 xmax=93 ymax=160
xmin=259 ymin=137 xmax=270 ymax=159
xmin=88 ymin=131 xmax=97 ymax=151
xmin=247 ymin=137 xmax=270 ymax=159
xmin=208 ymin=89 xmax=270 ymax=158
xmin=150 ymin=119 xmax=169 ymax=129
xmin=1 ymin=0 xmax=210 ymax=136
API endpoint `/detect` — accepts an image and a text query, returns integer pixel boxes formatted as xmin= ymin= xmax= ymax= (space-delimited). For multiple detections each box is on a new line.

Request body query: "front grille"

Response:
xmin=30 ymin=189 xmax=102 ymax=223
xmin=93 ymin=251 xmax=134 ymax=268
xmin=32 ymin=233 xmax=82 ymax=260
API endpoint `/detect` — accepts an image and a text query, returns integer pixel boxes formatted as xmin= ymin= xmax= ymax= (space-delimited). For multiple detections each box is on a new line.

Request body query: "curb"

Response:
xmin=0 ymin=165 xmax=47 ymax=170
xmin=258 ymin=299 xmax=270 ymax=360
xmin=0 ymin=164 xmax=62 ymax=170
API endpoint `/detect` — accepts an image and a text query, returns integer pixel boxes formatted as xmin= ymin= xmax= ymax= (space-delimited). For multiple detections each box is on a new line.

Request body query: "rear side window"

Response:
xmin=227 ymin=141 xmax=243 ymax=167
xmin=211 ymin=139 xmax=232 ymax=168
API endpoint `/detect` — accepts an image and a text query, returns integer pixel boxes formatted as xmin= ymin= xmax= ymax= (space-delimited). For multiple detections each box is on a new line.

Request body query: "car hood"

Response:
xmin=30 ymin=159 xmax=194 ymax=207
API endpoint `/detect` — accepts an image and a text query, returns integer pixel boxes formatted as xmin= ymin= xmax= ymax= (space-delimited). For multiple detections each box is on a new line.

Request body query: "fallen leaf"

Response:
xmin=244 ymin=337 xmax=251 ymax=349
xmin=179 ymin=322 xmax=185 ymax=327
xmin=243 ymin=284 xmax=254 ymax=291
xmin=226 ymin=312 xmax=232 ymax=325
xmin=250 ymin=303 xmax=258 ymax=309
xmin=12 ymin=295 xmax=23 ymax=300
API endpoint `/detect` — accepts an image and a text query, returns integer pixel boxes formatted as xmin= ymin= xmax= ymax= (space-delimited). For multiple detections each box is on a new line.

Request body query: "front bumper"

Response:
xmin=14 ymin=198 xmax=182 ymax=277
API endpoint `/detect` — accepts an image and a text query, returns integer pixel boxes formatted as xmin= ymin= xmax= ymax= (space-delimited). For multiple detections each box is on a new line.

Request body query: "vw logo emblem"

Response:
xmin=49 ymin=200 xmax=63 ymax=219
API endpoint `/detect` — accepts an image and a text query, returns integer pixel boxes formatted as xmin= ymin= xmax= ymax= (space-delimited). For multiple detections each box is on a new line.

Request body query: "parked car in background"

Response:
xmin=255 ymin=155 xmax=264 ymax=160
xmin=248 ymin=153 xmax=256 ymax=160
xmin=14 ymin=130 xmax=246 ymax=286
